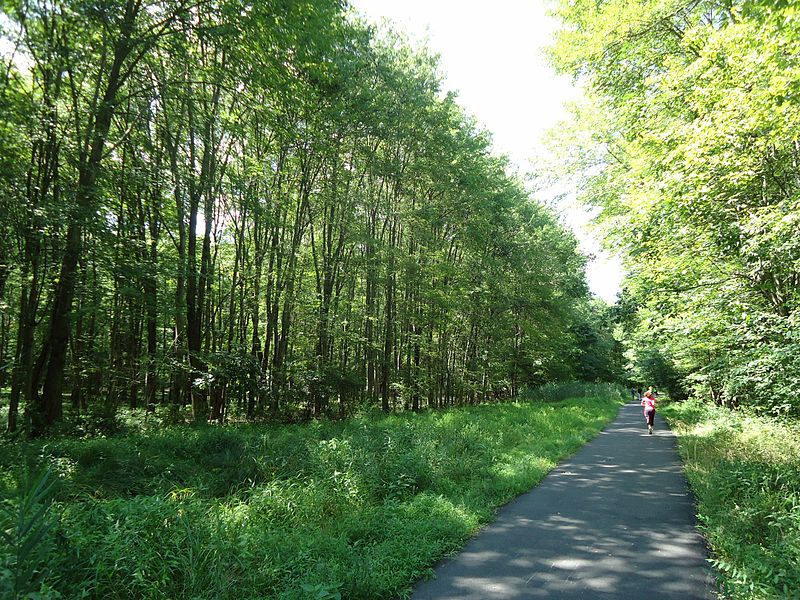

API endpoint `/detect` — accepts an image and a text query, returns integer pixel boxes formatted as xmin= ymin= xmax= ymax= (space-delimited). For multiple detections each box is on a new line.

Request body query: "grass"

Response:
xmin=662 ymin=399 xmax=800 ymax=599
xmin=0 ymin=385 xmax=623 ymax=600
xmin=522 ymin=381 xmax=622 ymax=403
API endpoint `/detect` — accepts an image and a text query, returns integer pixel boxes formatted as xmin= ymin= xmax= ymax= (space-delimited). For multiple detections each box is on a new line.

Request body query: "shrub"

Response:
xmin=664 ymin=400 xmax=800 ymax=599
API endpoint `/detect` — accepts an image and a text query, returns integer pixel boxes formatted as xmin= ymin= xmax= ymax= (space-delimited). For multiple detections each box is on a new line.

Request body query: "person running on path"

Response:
xmin=641 ymin=387 xmax=657 ymax=434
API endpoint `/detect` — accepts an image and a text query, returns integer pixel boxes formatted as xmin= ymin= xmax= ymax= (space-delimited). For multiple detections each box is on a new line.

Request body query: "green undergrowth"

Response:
xmin=523 ymin=381 xmax=621 ymax=403
xmin=0 ymin=387 xmax=623 ymax=600
xmin=663 ymin=400 xmax=800 ymax=599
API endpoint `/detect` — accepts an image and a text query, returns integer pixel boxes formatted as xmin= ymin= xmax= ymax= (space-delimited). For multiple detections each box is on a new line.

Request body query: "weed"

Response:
xmin=0 ymin=385 xmax=623 ymax=599
xmin=664 ymin=399 xmax=800 ymax=599
xmin=0 ymin=467 xmax=60 ymax=599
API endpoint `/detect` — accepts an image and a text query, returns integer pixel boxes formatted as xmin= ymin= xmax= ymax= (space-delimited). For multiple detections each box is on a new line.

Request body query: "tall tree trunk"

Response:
xmin=167 ymin=128 xmax=188 ymax=406
xmin=364 ymin=207 xmax=378 ymax=403
xmin=380 ymin=219 xmax=397 ymax=412
xmin=69 ymin=251 xmax=88 ymax=412
xmin=144 ymin=191 xmax=160 ymax=412
xmin=35 ymin=2 xmax=140 ymax=434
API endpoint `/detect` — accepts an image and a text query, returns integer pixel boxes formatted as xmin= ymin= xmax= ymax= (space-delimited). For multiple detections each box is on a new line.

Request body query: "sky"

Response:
xmin=351 ymin=0 xmax=624 ymax=302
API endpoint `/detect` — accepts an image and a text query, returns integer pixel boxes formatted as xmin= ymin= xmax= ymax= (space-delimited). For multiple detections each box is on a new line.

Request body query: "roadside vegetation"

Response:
xmin=1 ymin=384 xmax=623 ymax=600
xmin=549 ymin=0 xmax=800 ymax=417
xmin=663 ymin=400 xmax=800 ymax=599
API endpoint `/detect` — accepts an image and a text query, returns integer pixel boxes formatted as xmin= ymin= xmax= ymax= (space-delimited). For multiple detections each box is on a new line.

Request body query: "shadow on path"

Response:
xmin=412 ymin=401 xmax=716 ymax=599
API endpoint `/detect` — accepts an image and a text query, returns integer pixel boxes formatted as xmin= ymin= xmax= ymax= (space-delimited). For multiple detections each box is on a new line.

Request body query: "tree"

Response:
xmin=1 ymin=0 xmax=596 ymax=434
xmin=549 ymin=0 xmax=800 ymax=412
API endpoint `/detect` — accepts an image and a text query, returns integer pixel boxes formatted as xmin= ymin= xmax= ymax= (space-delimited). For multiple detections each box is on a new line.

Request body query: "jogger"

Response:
xmin=641 ymin=388 xmax=656 ymax=434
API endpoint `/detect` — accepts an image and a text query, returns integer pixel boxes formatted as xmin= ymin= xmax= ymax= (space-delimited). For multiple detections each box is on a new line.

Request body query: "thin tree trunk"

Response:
xmin=36 ymin=1 xmax=141 ymax=434
xmin=380 ymin=219 xmax=397 ymax=412
xmin=144 ymin=190 xmax=160 ymax=412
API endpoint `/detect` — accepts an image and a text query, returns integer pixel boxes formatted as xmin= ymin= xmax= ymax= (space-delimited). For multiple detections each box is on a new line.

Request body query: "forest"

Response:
xmin=550 ymin=0 xmax=800 ymax=415
xmin=1 ymin=0 xmax=799 ymax=598
xmin=0 ymin=0 xmax=617 ymax=436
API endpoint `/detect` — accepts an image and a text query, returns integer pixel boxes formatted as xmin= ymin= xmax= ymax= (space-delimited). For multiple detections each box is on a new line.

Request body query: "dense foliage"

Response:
xmin=0 ymin=387 xmax=624 ymax=599
xmin=549 ymin=0 xmax=800 ymax=414
xmin=664 ymin=400 xmax=800 ymax=598
xmin=0 ymin=0 xmax=613 ymax=435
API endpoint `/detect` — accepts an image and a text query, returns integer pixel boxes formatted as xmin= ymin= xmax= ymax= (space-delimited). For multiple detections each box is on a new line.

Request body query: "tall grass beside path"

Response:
xmin=523 ymin=381 xmax=622 ymax=403
xmin=662 ymin=400 xmax=800 ymax=599
xmin=1 ymin=386 xmax=623 ymax=600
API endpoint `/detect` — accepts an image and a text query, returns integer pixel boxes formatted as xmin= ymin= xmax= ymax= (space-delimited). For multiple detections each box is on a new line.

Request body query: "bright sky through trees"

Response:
xmin=352 ymin=0 xmax=623 ymax=302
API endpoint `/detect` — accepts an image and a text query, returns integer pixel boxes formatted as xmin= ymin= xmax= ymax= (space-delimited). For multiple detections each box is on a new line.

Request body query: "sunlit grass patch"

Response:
xmin=663 ymin=399 xmax=800 ymax=599
xmin=0 ymin=386 xmax=624 ymax=599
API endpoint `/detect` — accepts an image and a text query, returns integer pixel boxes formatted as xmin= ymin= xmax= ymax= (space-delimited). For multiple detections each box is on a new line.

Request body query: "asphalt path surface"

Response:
xmin=412 ymin=400 xmax=717 ymax=599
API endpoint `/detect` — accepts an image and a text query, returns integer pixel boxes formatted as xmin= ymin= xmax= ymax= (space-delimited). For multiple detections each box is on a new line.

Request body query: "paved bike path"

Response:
xmin=412 ymin=401 xmax=716 ymax=599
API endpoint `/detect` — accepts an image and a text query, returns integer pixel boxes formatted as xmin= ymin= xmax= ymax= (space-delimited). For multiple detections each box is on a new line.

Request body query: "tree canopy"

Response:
xmin=549 ymin=0 xmax=800 ymax=414
xmin=0 ymin=0 xmax=615 ymax=434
